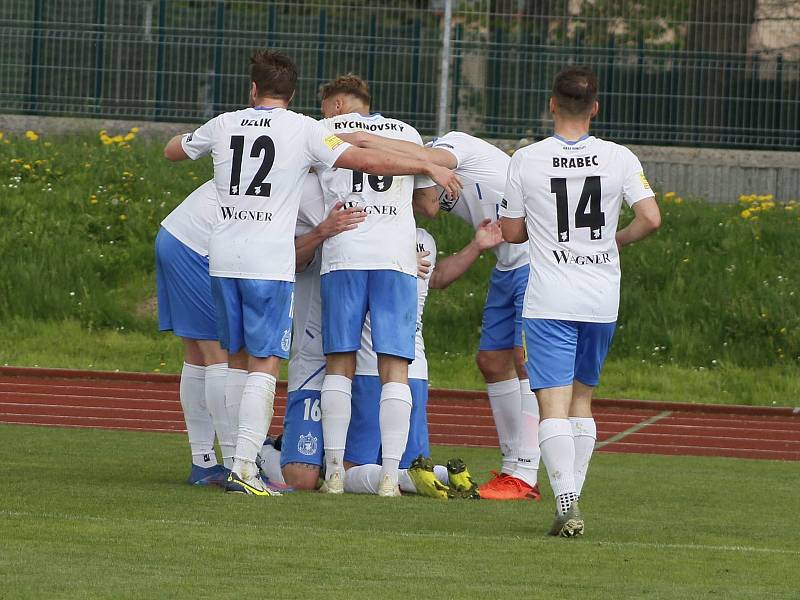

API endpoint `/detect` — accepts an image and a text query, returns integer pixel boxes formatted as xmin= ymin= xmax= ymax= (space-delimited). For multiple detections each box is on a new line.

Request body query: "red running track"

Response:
xmin=1 ymin=367 xmax=798 ymax=461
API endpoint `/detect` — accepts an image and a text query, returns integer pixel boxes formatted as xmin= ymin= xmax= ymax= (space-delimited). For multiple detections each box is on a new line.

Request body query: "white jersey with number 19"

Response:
xmin=181 ymin=106 xmax=351 ymax=281
xmin=316 ymin=112 xmax=429 ymax=277
xmin=500 ymin=135 xmax=653 ymax=323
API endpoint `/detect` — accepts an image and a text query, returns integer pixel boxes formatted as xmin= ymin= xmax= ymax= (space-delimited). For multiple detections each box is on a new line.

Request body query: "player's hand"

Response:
xmin=417 ymin=250 xmax=432 ymax=279
xmin=474 ymin=219 xmax=503 ymax=251
xmin=317 ymin=202 xmax=367 ymax=238
xmin=428 ymin=165 xmax=462 ymax=199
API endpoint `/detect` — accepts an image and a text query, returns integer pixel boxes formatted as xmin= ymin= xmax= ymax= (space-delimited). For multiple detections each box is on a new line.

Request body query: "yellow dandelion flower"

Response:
xmin=122 ymin=171 xmax=132 ymax=177
xmin=130 ymin=127 xmax=140 ymax=133
xmin=761 ymin=201 xmax=775 ymax=210
xmin=119 ymin=214 xmax=128 ymax=221
xmin=664 ymin=191 xmax=676 ymax=199
xmin=740 ymin=209 xmax=752 ymax=219
xmin=123 ymin=133 xmax=135 ymax=142
xmin=112 ymin=135 xmax=124 ymax=143
xmin=43 ymin=141 xmax=52 ymax=147
xmin=25 ymin=130 xmax=39 ymax=141
xmin=674 ymin=197 xmax=684 ymax=204
xmin=0 ymin=133 xmax=4 ymax=141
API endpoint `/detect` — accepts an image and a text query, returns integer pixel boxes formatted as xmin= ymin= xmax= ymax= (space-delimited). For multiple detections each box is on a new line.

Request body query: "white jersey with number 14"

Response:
xmin=500 ymin=135 xmax=653 ymax=323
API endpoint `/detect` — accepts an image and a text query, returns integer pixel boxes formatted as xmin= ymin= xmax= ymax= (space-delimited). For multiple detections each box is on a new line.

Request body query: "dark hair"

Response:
xmin=249 ymin=49 xmax=297 ymax=102
xmin=319 ymin=73 xmax=371 ymax=108
xmin=552 ymin=66 xmax=598 ymax=117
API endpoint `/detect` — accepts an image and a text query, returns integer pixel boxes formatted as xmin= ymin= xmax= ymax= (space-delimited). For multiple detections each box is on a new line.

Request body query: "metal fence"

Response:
xmin=1 ymin=0 xmax=799 ymax=150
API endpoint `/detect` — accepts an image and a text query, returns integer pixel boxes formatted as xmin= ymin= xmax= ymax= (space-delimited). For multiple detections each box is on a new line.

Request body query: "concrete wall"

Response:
xmin=4 ymin=114 xmax=799 ymax=203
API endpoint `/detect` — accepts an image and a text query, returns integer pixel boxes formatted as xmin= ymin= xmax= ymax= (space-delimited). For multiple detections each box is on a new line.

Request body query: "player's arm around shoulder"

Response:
xmin=333 ymin=145 xmax=462 ymax=200
xmin=498 ymin=151 xmax=528 ymax=244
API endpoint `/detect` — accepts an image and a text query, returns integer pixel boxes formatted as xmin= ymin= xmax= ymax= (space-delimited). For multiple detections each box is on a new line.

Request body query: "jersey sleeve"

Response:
xmin=499 ymin=153 xmax=525 ymax=219
xmin=621 ymin=148 xmax=654 ymax=207
xmin=431 ymin=134 xmax=464 ymax=168
xmin=414 ymin=175 xmax=435 ymax=190
xmin=296 ymin=173 xmax=325 ymax=236
xmin=303 ymin=118 xmax=352 ymax=169
xmin=181 ymin=115 xmax=222 ymax=160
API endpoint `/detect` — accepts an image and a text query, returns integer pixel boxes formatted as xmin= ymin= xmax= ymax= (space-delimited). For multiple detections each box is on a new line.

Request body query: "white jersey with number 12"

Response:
xmin=181 ymin=106 xmax=351 ymax=281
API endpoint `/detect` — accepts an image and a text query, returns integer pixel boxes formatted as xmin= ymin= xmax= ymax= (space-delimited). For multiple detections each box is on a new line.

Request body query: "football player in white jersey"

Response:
xmin=499 ymin=66 xmax=661 ymax=536
xmin=339 ymin=129 xmax=543 ymax=500
xmin=156 ymin=181 xmax=234 ymax=485
xmin=163 ymin=51 xmax=460 ymax=496
xmin=314 ymin=75 xmax=453 ymax=496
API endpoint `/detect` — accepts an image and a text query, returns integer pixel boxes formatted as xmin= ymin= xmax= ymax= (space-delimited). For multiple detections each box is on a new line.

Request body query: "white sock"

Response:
xmin=513 ymin=380 xmax=540 ymax=488
xmin=179 ymin=363 xmax=217 ymax=467
xmin=321 ymin=375 xmax=352 ymax=477
xmin=258 ymin=444 xmax=286 ymax=484
xmin=487 ymin=378 xmax=522 ymax=474
xmin=225 ymin=368 xmax=248 ymax=438
xmin=397 ymin=469 xmax=416 ymax=493
xmin=344 ymin=464 xmax=381 ymax=494
xmin=379 ymin=382 xmax=412 ymax=486
xmin=233 ymin=372 xmax=276 ymax=465
xmin=398 ymin=465 xmax=449 ymax=493
xmin=570 ymin=417 xmax=597 ymax=496
xmin=205 ymin=363 xmax=234 ymax=469
xmin=433 ymin=464 xmax=449 ymax=486
xmin=539 ymin=418 xmax=577 ymax=514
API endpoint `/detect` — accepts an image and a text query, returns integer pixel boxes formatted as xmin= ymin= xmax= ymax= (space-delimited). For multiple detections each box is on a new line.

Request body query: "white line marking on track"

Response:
xmin=595 ymin=410 xmax=673 ymax=449
xmin=0 ymin=509 xmax=797 ymax=556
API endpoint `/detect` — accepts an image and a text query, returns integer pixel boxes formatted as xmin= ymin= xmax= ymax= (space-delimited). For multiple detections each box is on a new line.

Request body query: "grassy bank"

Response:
xmin=1 ymin=130 xmax=798 ymax=404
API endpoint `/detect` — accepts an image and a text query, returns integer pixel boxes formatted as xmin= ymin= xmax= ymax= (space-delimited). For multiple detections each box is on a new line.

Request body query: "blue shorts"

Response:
xmin=155 ymin=228 xmax=217 ymax=340
xmin=321 ymin=269 xmax=417 ymax=360
xmin=281 ymin=389 xmax=323 ymax=468
xmin=479 ymin=264 xmax=530 ymax=351
xmin=211 ymin=277 xmax=294 ymax=359
xmin=522 ymin=318 xmax=616 ymax=389
xmin=344 ymin=375 xmax=429 ymax=470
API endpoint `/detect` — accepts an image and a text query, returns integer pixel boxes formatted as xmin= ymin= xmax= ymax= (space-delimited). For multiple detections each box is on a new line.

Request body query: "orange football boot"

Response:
xmin=478 ymin=474 xmax=541 ymax=500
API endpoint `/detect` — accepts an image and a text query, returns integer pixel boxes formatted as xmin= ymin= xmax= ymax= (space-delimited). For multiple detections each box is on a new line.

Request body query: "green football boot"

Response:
xmin=408 ymin=456 xmax=450 ymax=500
xmin=547 ymin=501 xmax=585 ymax=537
xmin=446 ymin=458 xmax=480 ymax=499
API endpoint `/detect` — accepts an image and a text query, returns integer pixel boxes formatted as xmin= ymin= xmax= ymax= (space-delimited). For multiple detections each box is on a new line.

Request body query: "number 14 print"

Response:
xmin=551 ymin=176 xmax=605 ymax=242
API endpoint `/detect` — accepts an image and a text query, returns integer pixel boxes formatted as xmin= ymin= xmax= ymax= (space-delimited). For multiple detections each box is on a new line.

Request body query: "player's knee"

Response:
xmin=476 ymin=351 xmax=507 ymax=381
xmin=282 ymin=464 xmax=321 ymax=490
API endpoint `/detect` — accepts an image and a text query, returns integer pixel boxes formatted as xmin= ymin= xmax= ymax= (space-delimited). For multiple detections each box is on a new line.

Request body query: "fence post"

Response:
xmin=450 ymin=22 xmax=463 ymax=131
xmin=436 ymin=0 xmax=453 ymax=136
xmin=27 ymin=0 xmax=44 ymax=113
xmin=316 ymin=9 xmax=327 ymax=88
xmin=93 ymin=0 xmax=107 ymax=114
xmin=213 ymin=0 xmax=225 ymax=114
xmin=154 ymin=0 xmax=166 ymax=120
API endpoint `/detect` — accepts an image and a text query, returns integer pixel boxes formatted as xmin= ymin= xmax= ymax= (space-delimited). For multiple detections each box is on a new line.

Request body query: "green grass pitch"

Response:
xmin=1 ymin=424 xmax=797 ymax=599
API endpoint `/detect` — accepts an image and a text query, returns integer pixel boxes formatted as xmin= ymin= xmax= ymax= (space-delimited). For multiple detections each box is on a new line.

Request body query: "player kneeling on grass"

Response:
xmin=155 ymin=181 xmax=235 ymax=486
xmin=499 ymin=66 xmax=660 ymax=536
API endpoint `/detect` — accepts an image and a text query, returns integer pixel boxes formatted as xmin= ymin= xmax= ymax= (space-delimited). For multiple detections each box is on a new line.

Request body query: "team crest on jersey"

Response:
xmin=281 ymin=329 xmax=291 ymax=352
xmin=298 ymin=432 xmax=318 ymax=456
